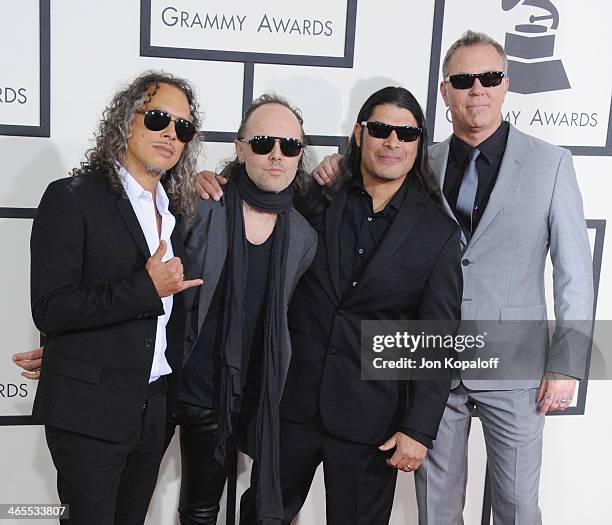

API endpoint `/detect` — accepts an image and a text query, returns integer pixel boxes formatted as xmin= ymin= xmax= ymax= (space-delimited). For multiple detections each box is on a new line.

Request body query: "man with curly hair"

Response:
xmin=16 ymin=90 xmax=318 ymax=525
xmin=29 ymin=71 xmax=203 ymax=525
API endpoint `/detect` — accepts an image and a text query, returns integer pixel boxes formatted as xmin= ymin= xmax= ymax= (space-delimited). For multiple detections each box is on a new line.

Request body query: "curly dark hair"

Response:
xmin=71 ymin=71 xmax=202 ymax=219
xmin=219 ymin=93 xmax=311 ymax=196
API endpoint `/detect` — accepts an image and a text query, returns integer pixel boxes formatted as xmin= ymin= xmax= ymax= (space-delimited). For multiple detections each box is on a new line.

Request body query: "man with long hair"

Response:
xmin=312 ymin=30 xmax=593 ymax=525
xmin=16 ymin=93 xmax=317 ymax=524
xmin=29 ymin=71 xmax=203 ymax=524
xmin=196 ymin=87 xmax=461 ymax=524
xmin=241 ymin=87 xmax=460 ymax=524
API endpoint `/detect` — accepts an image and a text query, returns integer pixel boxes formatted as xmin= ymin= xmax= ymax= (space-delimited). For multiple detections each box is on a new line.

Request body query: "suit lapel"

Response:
xmin=429 ymin=138 xmax=451 ymax=191
xmin=181 ymin=203 xmax=228 ymax=364
xmin=352 ymin=181 xmax=424 ymax=293
xmin=429 ymin=140 xmax=467 ymax=249
xmin=196 ymin=205 xmax=228 ymax=335
xmin=284 ymin=223 xmax=303 ymax=303
xmin=116 ymin=196 xmax=151 ymax=260
xmin=171 ymin=221 xmax=185 ymax=261
xmin=325 ymin=187 xmax=348 ymax=300
xmin=468 ymin=126 xmax=529 ymax=248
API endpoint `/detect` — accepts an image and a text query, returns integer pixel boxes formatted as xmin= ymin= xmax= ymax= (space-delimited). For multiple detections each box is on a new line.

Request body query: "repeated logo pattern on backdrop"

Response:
xmin=0 ymin=0 xmax=606 ymax=421
xmin=427 ymin=0 xmax=612 ymax=155
xmin=0 ymin=0 xmax=50 ymax=137
xmin=502 ymin=0 xmax=570 ymax=94
xmin=142 ymin=0 xmax=357 ymax=67
xmin=140 ymin=0 xmax=357 ymax=151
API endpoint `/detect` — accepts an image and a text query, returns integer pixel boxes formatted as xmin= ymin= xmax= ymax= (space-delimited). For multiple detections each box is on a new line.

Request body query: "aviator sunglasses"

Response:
xmin=238 ymin=135 xmax=304 ymax=157
xmin=137 ymin=108 xmax=197 ymax=143
xmin=360 ymin=121 xmax=422 ymax=142
xmin=444 ymin=71 xmax=506 ymax=90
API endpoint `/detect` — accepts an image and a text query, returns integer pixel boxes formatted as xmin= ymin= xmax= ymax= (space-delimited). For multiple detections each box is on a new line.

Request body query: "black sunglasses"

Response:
xmin=137 ymin=108 xmax=197 ymax=143
xmin=360 ymin=121 xmax=422 ymax=142
xmin=238 ymin=135 xmax=304 ymax=157
xmin=444 ymin=71 xmax=506 ymax=89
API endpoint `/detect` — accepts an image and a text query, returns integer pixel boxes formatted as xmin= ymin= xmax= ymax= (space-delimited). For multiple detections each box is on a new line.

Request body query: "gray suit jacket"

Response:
xmin=180 ymin=196 xmax=317 ymax=393
xmin=429 ymin=124 xmax=593 ymax=389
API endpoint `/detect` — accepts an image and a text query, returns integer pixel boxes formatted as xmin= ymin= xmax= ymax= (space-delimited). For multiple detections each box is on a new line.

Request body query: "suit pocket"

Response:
xmin=43 ymin=351 xmax=102 ymax=384
xmin=499 ymin=305 xmax=546 ymax=322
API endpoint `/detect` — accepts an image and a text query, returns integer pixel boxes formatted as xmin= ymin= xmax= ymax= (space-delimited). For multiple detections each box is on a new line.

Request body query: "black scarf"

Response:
xmin=216 ymin=167 xmax=293 ymax=523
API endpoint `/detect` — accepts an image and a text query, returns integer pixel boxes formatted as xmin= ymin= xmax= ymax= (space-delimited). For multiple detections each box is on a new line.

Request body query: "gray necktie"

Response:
xmin=456 ymin=148 xmax=480 ymax=235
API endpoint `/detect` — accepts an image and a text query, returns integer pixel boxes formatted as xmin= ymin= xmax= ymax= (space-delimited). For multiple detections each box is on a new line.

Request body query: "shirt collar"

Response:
xmin=116 ymin=163 xmax=171 ymax=215
xmin=450 ymin=120 xmax=509 ymax=166
xmin=349 ymin=171 xmax=410 ymax=213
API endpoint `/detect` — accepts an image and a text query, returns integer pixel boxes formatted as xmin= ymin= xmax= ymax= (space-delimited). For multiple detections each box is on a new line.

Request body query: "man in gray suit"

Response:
xmin=411 ymin=30 xmax=593 ymax=525
xmin=311 ymin=29 xmax=593 ymax=525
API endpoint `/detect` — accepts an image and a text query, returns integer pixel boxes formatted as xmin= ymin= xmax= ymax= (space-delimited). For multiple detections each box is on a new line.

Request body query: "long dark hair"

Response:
xmin=300 ymin=87 xmax=441 ymax=215
xmin=344 ymin=86 xmax=440 ymax=201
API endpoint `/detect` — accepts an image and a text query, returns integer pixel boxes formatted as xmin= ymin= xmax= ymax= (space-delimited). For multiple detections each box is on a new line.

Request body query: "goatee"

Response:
xmin=145 ymin=163 xmax=167 ymax=177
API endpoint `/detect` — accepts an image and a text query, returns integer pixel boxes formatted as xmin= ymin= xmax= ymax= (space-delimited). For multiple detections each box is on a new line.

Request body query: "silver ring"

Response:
xmin=404 ymin=464 xmax=413 ymax=470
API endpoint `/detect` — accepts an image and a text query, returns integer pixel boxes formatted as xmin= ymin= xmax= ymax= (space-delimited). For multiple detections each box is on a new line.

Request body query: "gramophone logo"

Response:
xmin=427 ymin=0 xmax=612 ymax=155
xmin=502 ymin=0 xmax=570 ymax=94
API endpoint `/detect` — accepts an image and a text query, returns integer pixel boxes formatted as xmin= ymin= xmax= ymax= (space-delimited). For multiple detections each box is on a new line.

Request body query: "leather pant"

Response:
xmin=170 ymin=402 xmax=236 ymax=525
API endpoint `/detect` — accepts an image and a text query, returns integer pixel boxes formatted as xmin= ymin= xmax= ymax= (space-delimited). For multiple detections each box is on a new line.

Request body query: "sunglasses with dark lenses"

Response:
xmin=138 ymin=108 xmax=197 ymax=143
xmin=360 ymin=121 xmax=422 ymax=142
xmin=238 ymin=135 xmax=304 ymax=157
xmin=445 ymin=71 xmax=506 ymax=89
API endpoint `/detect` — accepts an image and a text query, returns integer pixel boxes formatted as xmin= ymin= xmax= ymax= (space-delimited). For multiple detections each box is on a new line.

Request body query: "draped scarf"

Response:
xmin=216 ymin=166 xmax=293 ymax=523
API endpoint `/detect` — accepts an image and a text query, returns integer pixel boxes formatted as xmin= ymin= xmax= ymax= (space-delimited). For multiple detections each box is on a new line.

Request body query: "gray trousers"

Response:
xmin=414 ymin=386 xmax=545 ymax=525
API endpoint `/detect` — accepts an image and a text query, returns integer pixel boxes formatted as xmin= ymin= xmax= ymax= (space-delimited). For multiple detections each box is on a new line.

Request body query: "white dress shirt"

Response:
xmin=118 ymin=165 xmax=175 ymax=383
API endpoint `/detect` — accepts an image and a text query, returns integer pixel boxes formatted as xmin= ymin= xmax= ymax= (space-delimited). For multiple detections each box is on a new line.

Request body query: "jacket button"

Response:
xmin=330 ymin=347 xmax=338 ymax=355
xmin=337 ymin=308 xmax=345 ymax=316
xmin=144 ymin=338 xmax=153 ymax=349
xmin=462 ymin=259 xmax=470 ymax=266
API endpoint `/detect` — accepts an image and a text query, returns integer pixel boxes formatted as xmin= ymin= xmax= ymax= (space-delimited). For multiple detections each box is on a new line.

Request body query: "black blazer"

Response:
xmin=280 ymin=179 xmax=462 ymax=446
xmin=180 ymin=195 xmax=318 ymax=393
xmin=31 ymin=169 xmax=186 ymax=442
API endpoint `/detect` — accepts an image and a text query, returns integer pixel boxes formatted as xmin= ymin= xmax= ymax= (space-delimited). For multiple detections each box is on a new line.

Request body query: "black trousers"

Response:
xmin=45 ymin=376 xmax=168 ymax=525
xmin=168 ymin=403 xmax=244 ymax=525
xmin=241 ymin=415 xmax=398 ymax=525
xmin=170 ymin=403 xmax=227 ymax=525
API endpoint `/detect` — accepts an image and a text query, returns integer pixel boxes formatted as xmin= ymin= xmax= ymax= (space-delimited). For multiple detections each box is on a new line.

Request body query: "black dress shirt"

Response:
xmin=292 ymin=173 xmax=440 ymax=448
xmin=443 ymin=121 xmax=509 ymax=235
xmin=339 ymin=174 xmax=409 ymax=291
